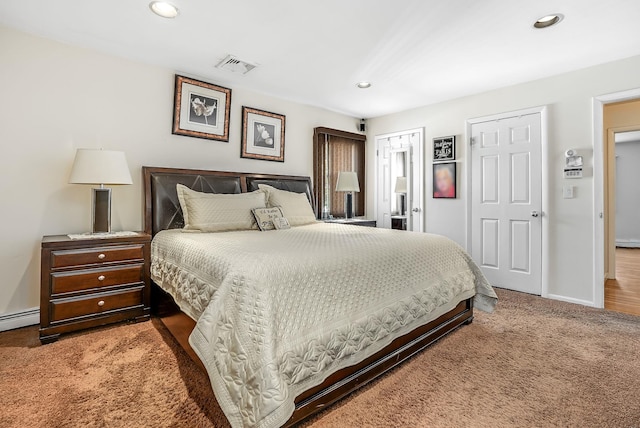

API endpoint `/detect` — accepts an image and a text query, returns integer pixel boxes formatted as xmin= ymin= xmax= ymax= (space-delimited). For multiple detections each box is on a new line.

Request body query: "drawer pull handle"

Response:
xmin=97 ymin=300 xmax=105 ymax=307
xmin=97 ymin=253 xmax=106 ymax=260
xmin=98 ymin=275 xmax=106 ymax=281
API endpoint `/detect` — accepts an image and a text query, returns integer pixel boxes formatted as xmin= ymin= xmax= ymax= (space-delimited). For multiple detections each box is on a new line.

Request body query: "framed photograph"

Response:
xmin=172 ymin=75 xmax=231 ymax=141
xmin=433 ymin=136 xmax=456 ymax=162
xmin=241 ymin=106 xmax=286 ymax=162
xmin=433 ymin=162 xmax=456 ymax=199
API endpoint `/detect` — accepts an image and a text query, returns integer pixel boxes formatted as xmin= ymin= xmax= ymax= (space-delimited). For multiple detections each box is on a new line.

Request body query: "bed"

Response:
xmin=143 ymin=166 xmax=497 ymax=428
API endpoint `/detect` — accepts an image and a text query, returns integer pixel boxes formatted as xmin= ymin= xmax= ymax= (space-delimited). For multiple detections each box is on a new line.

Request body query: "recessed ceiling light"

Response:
xmin=534 ymin=13 xmax=563 ymax=29
xmin=149 ymin=1 xmax=179 ymax=19
xmin=356 ymin=81 xmax=372 ymax=89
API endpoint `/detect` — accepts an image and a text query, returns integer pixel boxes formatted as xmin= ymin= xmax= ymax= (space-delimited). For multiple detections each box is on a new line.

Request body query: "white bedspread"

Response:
xmin=151 ymin=223 xmax=497 ymax=428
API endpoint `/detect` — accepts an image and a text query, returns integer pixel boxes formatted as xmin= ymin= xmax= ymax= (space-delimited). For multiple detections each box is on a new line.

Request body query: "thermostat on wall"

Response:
xmin=564 ymin=148 xmax=583 ymax=179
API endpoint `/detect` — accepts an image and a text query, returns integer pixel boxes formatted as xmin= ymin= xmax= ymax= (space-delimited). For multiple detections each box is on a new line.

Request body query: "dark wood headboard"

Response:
xmin=143 ymin=166 xmax=314 ymax=236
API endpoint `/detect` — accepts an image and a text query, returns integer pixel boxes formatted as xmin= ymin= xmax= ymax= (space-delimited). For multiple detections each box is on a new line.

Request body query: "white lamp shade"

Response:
xmin=69 ymin=149 xmax=133 ymax=185
xmin=335 ymin=171 xmax=360 ymax=192
xmin=394 ymin=176 xmax=407 ymax=193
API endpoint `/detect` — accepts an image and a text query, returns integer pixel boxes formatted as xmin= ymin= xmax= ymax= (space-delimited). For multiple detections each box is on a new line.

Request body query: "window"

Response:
xmin=313 ymin=127 xmax=366 ymax=219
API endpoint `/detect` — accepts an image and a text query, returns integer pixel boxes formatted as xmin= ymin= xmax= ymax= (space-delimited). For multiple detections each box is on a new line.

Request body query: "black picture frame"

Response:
xmin=172 ymin=75 xmax=232 ymax=142
xmin=433 ymin=162 xmax=457 ymax=199
xmin=433 ymin=136 xmax=456 ymax=162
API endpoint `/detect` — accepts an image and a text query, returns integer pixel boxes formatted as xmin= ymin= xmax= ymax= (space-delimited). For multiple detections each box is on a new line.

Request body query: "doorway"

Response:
xmin=602 ymin=110 xmax=640 ymax=316
xmin=612 ymin=130 xmax=640 ymax=250
xmin=593 ymin=89 xmax=640 ymax=308
xmin=467 ymin=107 xmax=547 ymax=295
xmin=375 ymin=128 xmax=424 ymax=232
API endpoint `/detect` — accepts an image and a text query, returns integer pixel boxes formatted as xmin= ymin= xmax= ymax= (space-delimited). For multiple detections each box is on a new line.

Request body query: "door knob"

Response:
xmin=412 ymin=208 xmax=421 ymax=213
xmin=531 ymin=211 xmax=539 ymax=218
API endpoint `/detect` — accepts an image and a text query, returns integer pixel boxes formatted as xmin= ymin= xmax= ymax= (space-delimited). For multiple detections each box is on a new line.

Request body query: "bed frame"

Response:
xmin=143 ymin=166 xmax=474 ymax=427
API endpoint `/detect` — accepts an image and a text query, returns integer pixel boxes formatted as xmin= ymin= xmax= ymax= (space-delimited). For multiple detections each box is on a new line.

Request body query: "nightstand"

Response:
xmin=40 ymin=233 xmax=151 ymax=343
xmin=324 ymin=217 xmax=377 ymax=227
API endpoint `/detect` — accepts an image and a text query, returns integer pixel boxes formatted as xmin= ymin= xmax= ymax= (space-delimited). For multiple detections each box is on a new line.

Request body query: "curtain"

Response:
xmin=314 ymin=128 xmax=366 ymax=218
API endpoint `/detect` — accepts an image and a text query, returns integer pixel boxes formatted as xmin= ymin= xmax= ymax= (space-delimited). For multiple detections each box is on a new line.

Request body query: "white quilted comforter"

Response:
xmin=151 ymin=223 xmax=497 ymax=428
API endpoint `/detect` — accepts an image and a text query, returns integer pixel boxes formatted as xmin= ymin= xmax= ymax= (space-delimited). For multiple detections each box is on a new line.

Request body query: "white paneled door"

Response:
xmin=471 ymin=113 xmax=542 ymax=294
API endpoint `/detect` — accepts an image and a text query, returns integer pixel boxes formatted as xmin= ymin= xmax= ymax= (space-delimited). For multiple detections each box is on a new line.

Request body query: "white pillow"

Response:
xmin=176 ymin=184 xmax=266 ymax=232
xmin=258 ymin=184 xmax=317 ymax=226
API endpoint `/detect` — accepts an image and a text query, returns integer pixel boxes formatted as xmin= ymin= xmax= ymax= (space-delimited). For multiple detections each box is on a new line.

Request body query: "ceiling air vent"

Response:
xmin=215 ymin=55 xmax=257 ymax=74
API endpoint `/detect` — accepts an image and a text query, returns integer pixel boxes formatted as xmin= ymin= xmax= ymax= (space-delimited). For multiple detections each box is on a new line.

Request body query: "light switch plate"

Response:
xmin=563 ymin=185 xmax=574 ymax=199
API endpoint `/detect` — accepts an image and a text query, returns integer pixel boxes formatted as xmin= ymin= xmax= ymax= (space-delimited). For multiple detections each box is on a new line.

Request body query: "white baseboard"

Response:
xmin=615 ymin=239 xmax=640 ymax=248
xmin=0 ymin=308 xmax=39 ymax=332
xmin=546 ymin=294 xmax=595 ymax=307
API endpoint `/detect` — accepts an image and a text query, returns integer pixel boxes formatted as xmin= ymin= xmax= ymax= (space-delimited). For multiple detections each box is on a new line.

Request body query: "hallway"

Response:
xmin=605 ymin=248 xmax=640 ymax=316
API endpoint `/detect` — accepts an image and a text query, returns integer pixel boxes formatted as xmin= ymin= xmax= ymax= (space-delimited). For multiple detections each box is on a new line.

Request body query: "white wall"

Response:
xmin=615 ymin=141 xmax=640 ymax=246
xmin=5 ymin=24 xmax=640 ymax=320
xmin=0 ymin=25 xmax=359 ymax=320
xmin=367 ymin=54 xmax=640 ymax=305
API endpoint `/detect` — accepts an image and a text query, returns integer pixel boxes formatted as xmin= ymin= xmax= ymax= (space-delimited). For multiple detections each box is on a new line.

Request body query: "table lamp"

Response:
xmin=394 ymin=176 xmax=407 ymax=216
xmin=335 ymin=171 xmax=360 ymax=219
xmin=69 ymin=149 xmax=133 ymax=234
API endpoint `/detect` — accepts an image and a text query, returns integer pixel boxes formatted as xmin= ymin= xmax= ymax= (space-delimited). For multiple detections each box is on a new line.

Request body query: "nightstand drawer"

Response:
xmin=51 ymin=264 xmax=144 ymax=295
xmin=50 ymin=286 xmax=144 ymax=323
xmin=51 ymin=244 xmax=144 ymax=269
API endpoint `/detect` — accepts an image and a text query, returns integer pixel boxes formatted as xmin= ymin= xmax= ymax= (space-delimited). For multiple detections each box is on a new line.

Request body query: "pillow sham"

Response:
xmin=176 ymin=184 xmax=266 ymax=232
xmin=258 ymin=184 xmax=317 ymax=226
xmin=251 ymin=207 xmax=285 ymax=231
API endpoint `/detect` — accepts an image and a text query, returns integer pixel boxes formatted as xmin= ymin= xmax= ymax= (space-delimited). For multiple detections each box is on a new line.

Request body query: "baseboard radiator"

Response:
xmin=0 ymin=308 xmax=39 ymax=332
xmin=616 ymin=239 xmax=640 ymax=248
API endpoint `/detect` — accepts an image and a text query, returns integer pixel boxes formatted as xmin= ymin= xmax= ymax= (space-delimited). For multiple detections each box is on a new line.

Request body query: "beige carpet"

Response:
xmin=1 ymin=289 xmax=639 ymax=427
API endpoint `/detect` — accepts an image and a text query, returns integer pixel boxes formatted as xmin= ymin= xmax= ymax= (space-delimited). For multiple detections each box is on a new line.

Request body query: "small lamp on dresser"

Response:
xmin=69 ymin=148 xmax=133 ymax=234
xmin=335 ymin=171 xmax=360 ymax=219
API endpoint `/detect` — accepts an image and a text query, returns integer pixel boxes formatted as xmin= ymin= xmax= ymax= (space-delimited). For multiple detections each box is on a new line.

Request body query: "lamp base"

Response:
xmin=92 ymin=188 xmax=112 ymax=234
xmin=344 ymin=193 xmax=354 ymax=219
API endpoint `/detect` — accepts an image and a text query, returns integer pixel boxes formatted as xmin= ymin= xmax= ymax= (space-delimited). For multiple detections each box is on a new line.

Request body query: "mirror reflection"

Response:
xmin=391 ymin=150 xmax=409 ymax=230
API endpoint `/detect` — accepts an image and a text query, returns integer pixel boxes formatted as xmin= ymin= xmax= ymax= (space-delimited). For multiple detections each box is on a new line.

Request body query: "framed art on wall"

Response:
xmin=433 ymin=162 xmax=456 ymax=199
xmin=433 ymin=136 xmax=456 ymax=162
xmin=172 ymin=75 xmax=232 ymax=141
xmin=241 ymin=106 xmax=286 ymax=162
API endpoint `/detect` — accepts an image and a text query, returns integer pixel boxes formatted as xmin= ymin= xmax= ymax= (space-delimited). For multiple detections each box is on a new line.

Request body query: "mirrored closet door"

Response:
xmin=375 ymin=129 xmax=424 ymax=232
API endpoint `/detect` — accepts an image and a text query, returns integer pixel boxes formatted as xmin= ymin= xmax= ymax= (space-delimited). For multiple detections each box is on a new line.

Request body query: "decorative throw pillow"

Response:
xmin=258 ymin=184 xmax=317 ymax=226
xmin=176 ymin=184 xmax=266 ymax=232
xmin=273 ymin=217 xmax=291 ymax=230
xmin=252 ymin=207 xmax=285 ymax=231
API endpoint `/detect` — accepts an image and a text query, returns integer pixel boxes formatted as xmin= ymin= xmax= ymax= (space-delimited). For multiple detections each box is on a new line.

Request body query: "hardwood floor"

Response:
xmin=605 ymin=247 xmax=640 ymax=316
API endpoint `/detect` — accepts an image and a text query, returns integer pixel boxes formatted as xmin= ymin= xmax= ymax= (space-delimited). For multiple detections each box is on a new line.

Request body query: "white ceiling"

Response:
xmin=2 ymin=0 xmax=640 ymax=118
